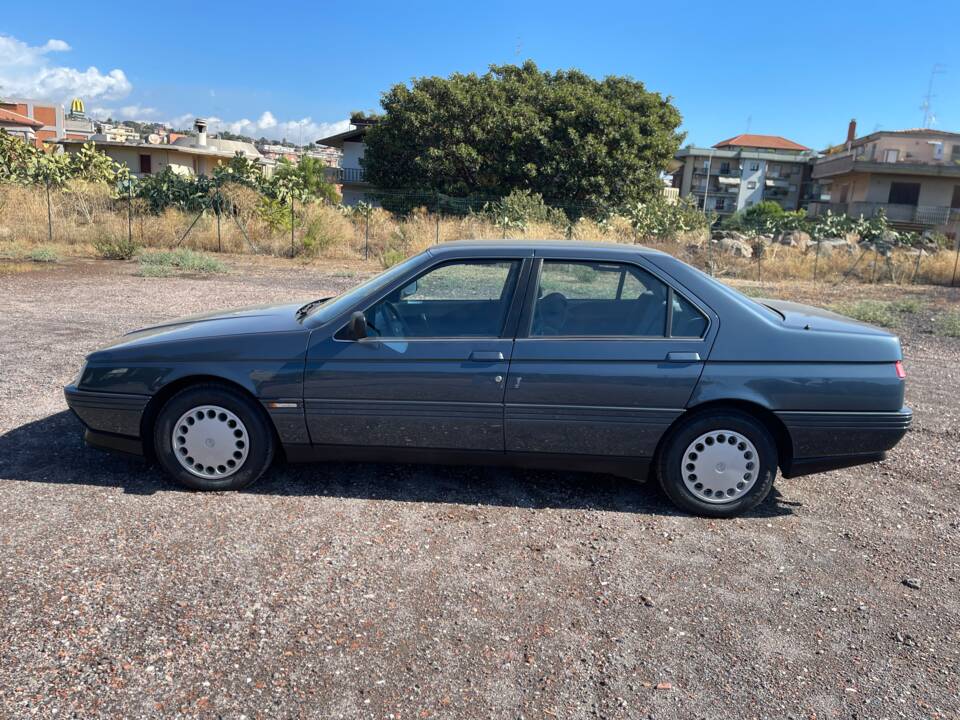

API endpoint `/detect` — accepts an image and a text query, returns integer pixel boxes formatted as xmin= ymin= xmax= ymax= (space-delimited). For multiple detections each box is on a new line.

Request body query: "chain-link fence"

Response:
xmin=2 ymin=180 xmax=959 ymax=287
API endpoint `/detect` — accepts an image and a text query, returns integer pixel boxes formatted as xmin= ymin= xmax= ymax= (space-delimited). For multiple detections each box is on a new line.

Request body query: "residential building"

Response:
xmin=0 ymin=96 xmax=95 ymax=144
xmin=809 ymin=120 xmax=960 ymax=231
xmin=58 ymin=118 xmax=270 ymax=178
xmin=317 ymin=120 xmax=375 ymax=205
xmin=0 ymin=107 xmax=44 ymax=144
xmin=672 ymin=134 xmax=815 ymax=215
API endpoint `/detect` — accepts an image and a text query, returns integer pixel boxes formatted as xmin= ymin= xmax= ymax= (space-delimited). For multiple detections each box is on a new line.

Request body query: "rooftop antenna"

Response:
xmin=745 ymin=114 xmax=752 ymax=134
xmin=515 ymin=36 xmax=522 ymax=59
xmin=921 ymin=63 xmax=946 ymax=128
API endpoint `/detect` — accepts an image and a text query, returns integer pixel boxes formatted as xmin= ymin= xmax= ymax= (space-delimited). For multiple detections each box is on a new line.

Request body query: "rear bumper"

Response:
xmin=777 ymin=407 xmax=912 ymax=478
xmin=64 ymin=385 xmax=148 ymax=456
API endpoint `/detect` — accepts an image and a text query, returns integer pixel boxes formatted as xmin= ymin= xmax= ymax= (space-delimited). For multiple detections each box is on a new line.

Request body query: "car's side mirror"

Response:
xmin=348 ymin=311 xmax=367 ymax=340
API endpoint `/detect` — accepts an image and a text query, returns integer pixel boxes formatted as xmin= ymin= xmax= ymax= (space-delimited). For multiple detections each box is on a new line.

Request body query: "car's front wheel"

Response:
xmin=657 ymin=409 xmax=777 ymax=518
xmin=153 ymin=383 xmax=275 ymax=491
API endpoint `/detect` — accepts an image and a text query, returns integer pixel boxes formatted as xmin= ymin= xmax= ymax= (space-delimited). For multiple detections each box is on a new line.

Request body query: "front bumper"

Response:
xmin=64 ymin=385 xmax=149 ymax=456
xmin=777 ymin=407 xmax=912 ymax=478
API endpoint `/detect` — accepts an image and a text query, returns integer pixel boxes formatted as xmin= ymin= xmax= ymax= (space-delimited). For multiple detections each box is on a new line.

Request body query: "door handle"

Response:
xmin=666 ymin=351 xmax=701 ymax=362
xmin=469 ymin=351 xmax=504 ymax=362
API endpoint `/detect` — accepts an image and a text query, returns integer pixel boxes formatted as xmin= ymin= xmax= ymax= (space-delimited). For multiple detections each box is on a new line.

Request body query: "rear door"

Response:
xmin=304 ymin=256 xmax=530 ymax=452
xmin=504 ymin=256 xmax=717 ymax=459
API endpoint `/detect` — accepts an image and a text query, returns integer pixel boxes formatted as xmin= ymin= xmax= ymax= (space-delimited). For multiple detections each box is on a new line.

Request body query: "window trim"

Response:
xmin=335 ymin=257 xmax=531 ymax=342
xmin=518 ymin=257 xmax=710 ymax=341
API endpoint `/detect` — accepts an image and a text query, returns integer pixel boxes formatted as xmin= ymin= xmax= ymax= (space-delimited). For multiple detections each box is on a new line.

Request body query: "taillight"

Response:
xmin=895 ymin=361 xmax=906 ymax=379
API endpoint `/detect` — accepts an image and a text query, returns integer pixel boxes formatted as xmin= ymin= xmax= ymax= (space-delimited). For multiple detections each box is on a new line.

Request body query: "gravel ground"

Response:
xmin=1 ymin=257 xmax=958 ymax=719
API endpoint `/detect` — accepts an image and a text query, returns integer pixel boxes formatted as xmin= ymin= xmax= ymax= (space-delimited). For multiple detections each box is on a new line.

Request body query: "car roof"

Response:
xmin=426 ymin=239 xmax=667 ymax=259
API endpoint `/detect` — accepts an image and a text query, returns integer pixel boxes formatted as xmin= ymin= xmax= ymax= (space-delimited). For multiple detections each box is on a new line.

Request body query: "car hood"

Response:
xmin=95 ymin=301 xmax=311 ymax=352
xmin=759 ymin=299 xmax=897 ymax=337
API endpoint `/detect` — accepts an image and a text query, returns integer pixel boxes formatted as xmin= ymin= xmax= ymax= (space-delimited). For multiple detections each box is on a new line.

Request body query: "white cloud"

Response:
xmin=88 ymin=104 xmax=158 ymax=120
xmin=0 ymin=33 xmax=131 ymax=102
xmin=164 ymin=111 xmax=351 ymax=144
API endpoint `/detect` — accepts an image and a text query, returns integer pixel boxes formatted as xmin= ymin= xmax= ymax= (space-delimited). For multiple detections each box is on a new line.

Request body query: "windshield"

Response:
xmin=304 ymin=253 xmax=425 ymax=324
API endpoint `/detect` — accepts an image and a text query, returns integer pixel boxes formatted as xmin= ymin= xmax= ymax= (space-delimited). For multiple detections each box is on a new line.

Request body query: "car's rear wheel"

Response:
xmin=153 ymin=383 xmax=274 ymax=491
xmin=657 ymin=409 xmax=777 ymax=518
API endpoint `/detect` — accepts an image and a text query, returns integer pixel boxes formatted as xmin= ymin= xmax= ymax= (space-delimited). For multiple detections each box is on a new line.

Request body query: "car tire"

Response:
xmin=657 ymin=409 xmax=778 ymax=518
xmin=153 ymin=383 xmax=275 ymax=491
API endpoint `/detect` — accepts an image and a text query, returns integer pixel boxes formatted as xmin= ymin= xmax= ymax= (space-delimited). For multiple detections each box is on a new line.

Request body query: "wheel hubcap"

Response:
xmin=172 ymin=405 xmax=248 ymax=480
xmin=681 ymin=430 xmax=758 ymax=504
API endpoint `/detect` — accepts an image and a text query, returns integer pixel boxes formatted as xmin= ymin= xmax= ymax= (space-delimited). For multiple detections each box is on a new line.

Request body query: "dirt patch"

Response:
xmin=1 ymin=258 xmax=957 ymax=719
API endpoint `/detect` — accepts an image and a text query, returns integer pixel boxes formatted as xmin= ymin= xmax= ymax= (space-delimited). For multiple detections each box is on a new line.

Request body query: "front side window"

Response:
xmin=530 ymin=261 xmax=668 ymax=337
xmin=363 ymin=260 xmax=520 ymax=338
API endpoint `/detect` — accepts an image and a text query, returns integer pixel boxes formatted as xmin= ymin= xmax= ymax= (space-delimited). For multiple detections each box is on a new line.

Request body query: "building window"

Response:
xmin=702 ymin=160 xmax=710 ymax=170
xmin=888 ymin=182 xmax=920 ymax=206
xmin=952 ymin=145 xmax=960 ymax=163
xmin=749 ymin=161 xmax=760 ymax=171
xmin=715 ymin=198 xmax=725 ymax=211
xmin=747 ymin=180 xmax=757 ymax=190
xmin=883 ymin=149 xmax=899 ymax=163
xmin=139 ymin=154 xmax=152 ymax=175
xmin=719 ymin=161 xmax=730 ymax=174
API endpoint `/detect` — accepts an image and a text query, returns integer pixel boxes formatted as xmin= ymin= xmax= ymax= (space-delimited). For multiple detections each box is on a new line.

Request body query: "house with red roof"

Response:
xmin=0 ymin=107 xmax=44 ymax=146
xmin=671 ymin=133 xmax=815 ymax=215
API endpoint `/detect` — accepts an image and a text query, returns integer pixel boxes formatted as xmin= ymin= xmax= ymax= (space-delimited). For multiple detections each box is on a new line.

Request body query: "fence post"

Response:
xmin=290 ymin=196 xmax=295 ymax=256
xmin=45 ymin=178 xmax=53 ymax=243
xmin=952 ymin=236 xmax=960 ymax=287
xmin=216 ymin=195 xmax=222 ymax=253
xmin=813 ymin=239 xmax=822 ymax=282
xmin=911 ymin=247 xmax=923 ymax=284
xmin=435 ymin=192 xmax=440 ymax=244
xmin=127 ymin=180 xmax=133 ymax=246
xmin=364 ymin=213 xmax=369 ymax=260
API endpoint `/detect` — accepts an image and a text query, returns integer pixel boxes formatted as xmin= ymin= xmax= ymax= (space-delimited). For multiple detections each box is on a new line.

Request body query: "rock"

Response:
xmin=815 ymin=238 xmax=856 ymax=256
xmin=775 ymin=230 xmax=811 ymax=251
xmin=902 ymin=578 xmax=921 ymax=590
xmin=756 ymin=234 xmax=774 ymax=246
xmin=0 ymin=226 xmax=11 ymax=241
xmin=655 ymin=682 xmax=673 ymax=691
xmin=713 ymin=237 xmax=753 ymax=258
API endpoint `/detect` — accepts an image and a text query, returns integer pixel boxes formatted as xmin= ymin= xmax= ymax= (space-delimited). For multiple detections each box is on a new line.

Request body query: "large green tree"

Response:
xmin=362 ymin=61 xmax=684 ymax=212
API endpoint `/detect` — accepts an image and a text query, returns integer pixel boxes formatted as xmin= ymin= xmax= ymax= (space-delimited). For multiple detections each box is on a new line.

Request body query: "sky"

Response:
xmin=1 ymin=0 xmax=958 ymax=150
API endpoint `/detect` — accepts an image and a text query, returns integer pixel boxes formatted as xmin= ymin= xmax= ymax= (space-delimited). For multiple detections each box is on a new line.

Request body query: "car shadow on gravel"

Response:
xmin=0 ymin=412 xmax=797 ymax=518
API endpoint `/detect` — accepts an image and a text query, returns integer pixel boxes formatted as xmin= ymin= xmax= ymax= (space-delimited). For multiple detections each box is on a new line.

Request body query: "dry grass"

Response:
xmin=2 ymin=184 xmax=959 ymax=285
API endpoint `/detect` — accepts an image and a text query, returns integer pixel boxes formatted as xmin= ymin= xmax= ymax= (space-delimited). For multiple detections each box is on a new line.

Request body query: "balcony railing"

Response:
xmin=809 ymin=201 xmax=960 ymax=227
xmin=323 ymin=166 xmax=367 ymax=184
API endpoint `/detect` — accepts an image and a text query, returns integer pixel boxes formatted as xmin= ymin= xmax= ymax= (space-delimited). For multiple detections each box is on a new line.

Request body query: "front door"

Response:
xmin=504 ymin=258 xmax=716 ymax=459
xmin=304 ymin=258 xmax=528 ymax=452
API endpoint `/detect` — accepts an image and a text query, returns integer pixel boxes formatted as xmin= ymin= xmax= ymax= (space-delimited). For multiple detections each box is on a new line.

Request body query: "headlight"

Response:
xmin=70 ymin=361 xmax=87 ymax=387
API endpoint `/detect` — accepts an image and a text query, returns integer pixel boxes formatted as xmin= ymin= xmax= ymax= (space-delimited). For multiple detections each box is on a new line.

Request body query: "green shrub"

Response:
xmin=889 ymin=297 xmax=925 ymax=314
xmin=381 ymin=248 xmax=407 ymax=268
xmin=832 ymin=300 xmax=899 ymax=327
xmin=93 ymin=230 xmax=140 ymax=260
xmin=28 ymin=246 xmax=58 ymax=263
xmin=934 ymin=310 xmax=960 ymax=337
xmin=138 ymin=249 xmax=225 ymax=274
xmin=483 ymin=189 xmax=569 ymax=230
xmin=625 ymin=196 xmax=707 ymax=239
xmin=136 ymin=263 xmax=174 ymax=277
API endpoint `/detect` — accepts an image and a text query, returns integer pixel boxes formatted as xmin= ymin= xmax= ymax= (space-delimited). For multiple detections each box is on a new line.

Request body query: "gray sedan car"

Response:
xmin=64 ymin=241 xmax=911 ymax=517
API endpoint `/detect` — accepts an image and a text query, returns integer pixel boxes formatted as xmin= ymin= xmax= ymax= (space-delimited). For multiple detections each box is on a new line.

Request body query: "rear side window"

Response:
xmin=531 ymin=261 xmax=668 ymax=337
xmin=670 ymin=292 xmax=708 ymax=338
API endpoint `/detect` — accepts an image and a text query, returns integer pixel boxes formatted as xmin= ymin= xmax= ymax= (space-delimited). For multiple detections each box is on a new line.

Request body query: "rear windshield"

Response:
xmin=685 ymin=264 xmax=783 ymax=320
